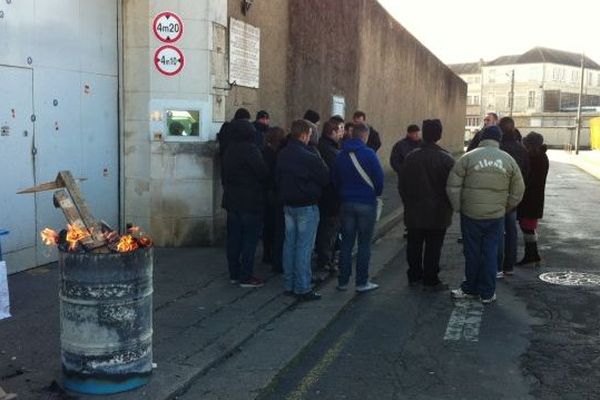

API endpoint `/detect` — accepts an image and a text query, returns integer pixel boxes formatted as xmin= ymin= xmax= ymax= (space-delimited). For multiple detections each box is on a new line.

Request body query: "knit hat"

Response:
xmin=480 ymin=125 xmax=502 ymax=142
xmin=422 ymin=119 xmax=442 ymax=143
xmin=523 ymin=131 xmax=544 ymax=147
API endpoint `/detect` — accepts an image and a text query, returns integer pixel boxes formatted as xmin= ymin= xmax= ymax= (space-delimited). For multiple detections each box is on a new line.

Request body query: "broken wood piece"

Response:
xmin=53 ymin=190 xmax=105 ymax=250
xmin=16 ymin=177 xmax=87 ymax=194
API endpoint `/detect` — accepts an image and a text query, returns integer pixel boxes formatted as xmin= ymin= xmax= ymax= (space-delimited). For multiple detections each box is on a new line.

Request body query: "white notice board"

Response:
xmin=229 ymin=18 xmax=260 ymax=88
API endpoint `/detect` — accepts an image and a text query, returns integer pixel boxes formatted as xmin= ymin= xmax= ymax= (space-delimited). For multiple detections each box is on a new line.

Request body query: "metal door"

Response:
xmin=0 ymin=66 xmax=37 ymax=273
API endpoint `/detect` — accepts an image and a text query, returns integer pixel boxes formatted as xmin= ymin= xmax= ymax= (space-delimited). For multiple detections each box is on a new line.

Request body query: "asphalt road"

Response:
xmin=258 ymin=159 xmax=600 ymax=400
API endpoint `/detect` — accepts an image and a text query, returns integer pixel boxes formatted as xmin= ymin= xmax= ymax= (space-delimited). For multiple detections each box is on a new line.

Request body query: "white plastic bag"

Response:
xmin=0 ymin=261 xmax=11 ymax=320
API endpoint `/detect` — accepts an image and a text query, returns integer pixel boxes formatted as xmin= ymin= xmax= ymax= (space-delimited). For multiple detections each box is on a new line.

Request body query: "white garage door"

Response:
xmin=0 ymin=0 xmax=119 ymax=273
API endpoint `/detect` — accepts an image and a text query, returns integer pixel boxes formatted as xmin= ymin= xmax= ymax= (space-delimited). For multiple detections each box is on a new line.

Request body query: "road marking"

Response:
xmin=444 ymin=300 xmax=484 ymax=342
xmin=286 ymin=327 xmax=355 ymax=400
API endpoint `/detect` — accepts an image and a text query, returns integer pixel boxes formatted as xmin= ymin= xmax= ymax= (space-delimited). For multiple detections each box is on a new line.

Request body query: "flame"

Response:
xmin=40 ymin=228 xmax=59 ymax=246
xmin=104 ymin=230 xmax=119 ymax=242
xmin=66 ymin=224 xmax=91 ymax=251
xmin=127 ymin=226 xmax=140 ymax=234
xmin=116 ymin=235 xmax=139 ymax=253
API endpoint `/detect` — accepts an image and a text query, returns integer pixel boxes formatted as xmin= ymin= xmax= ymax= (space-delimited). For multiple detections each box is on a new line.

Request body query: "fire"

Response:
xmin=40 ymin=228 xmax=59 ymax=246
xmin=116 ymin=235 xmax=139 ymax=253
xmin=66 ymin=224 xmax=91 ymax=251
xmin=138 ymin=236 xmax=153 ymax=247
xmin=127 ymin=226 xmax=140 ymax=234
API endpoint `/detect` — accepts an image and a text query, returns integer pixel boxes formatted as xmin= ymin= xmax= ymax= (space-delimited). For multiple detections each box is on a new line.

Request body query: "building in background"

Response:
xmin=0 ymin=0 xmax=465 ymax=273
xmin=450 ymin=47 xmax=600 ymax=147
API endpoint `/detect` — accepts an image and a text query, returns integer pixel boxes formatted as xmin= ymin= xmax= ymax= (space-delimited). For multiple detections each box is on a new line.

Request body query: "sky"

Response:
xmin=377 ymin=0 xmax=600 ymax=65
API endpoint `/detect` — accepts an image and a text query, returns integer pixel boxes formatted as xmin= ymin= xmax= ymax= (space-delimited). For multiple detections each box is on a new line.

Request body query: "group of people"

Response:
xmin=218 ymin=106 xmax=550 ymax=305
xmin=394 ymin=112 xmax=549 ymax=304
xmin=218 ymin=108 xmax=383 ymax=301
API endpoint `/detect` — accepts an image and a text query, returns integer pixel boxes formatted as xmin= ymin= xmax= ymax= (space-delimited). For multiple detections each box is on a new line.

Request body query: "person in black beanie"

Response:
xmin=399 ymin=119 xmax=455 ymax=290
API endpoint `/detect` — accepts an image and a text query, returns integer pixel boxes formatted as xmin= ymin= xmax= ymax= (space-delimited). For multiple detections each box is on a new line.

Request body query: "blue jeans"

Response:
xmin=283 ymin=205 xmax=320 ymax=294
xmin=226 ymin=211 xmax=261 ymax=282
xmin=460 ymin=214 xmax=504 ymax=299
xmin=498 ymin=210 xmax=518 ymax=272
xmin=338 ymin=202 xmax=377 ymax=287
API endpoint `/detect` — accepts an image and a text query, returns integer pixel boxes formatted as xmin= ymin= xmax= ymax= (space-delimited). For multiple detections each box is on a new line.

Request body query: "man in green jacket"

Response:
xmin=446 ymin=125 xmax=525 ymax=303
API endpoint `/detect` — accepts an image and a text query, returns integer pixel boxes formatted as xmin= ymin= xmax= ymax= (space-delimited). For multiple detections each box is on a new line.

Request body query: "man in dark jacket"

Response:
xmin=467 ymin=112 xmax=499 ymax=152
xmin=390 ymin=124 xmax=422 ymax=189
xmin=399 ymin=119 xmax=455 ymax=290
xmin=353 ymin=111 xmax=382 ymax=152
xmin=497 ymin=117 xmax=530 ymax=277
xmin=218 ymin=108 xmax=254 ymax=183
xmin=222 ymin=117 xmax=268 ymax=288
xmin=316 ymin=121 xmax=342 ymax=272
xmin=253 ymin=110 xmax=270 ymax=148
xmin=333 ymin=123 xmax=384 ymax=293
xmin=276 ymin=120 xmax=330 ymax=301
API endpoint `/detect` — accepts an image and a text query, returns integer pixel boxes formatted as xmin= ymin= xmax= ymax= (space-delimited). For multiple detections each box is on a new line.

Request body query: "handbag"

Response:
xmin=349 ymin=152 xmax=383 ymax=221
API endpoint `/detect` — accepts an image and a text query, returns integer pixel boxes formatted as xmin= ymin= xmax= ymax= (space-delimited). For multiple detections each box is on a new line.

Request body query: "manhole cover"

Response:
xmin=539 ymin=271 xmax=600 ymax=287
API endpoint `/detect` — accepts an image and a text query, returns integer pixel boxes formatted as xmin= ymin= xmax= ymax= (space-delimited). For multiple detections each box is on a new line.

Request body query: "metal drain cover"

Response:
xmin=539 ymin=271 xmax=600 ymax=287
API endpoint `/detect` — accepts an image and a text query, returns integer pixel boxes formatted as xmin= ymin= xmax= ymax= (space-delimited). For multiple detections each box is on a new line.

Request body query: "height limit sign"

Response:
xmin=153 ymin=12 xmax=184 ymax=43
xmin=154 ymin=45 xmax=184 ymax=76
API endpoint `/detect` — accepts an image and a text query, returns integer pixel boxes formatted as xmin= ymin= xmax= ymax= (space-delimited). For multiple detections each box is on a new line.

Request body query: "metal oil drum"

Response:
xmin=59 ymin=247 xmax=153 ymax=394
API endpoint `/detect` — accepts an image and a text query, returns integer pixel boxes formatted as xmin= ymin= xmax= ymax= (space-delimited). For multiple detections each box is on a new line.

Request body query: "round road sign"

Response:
xmin=154 ymin=45 xmax=185 ymax=76
xmin=153 ymin=11 xmax=184 ymax=43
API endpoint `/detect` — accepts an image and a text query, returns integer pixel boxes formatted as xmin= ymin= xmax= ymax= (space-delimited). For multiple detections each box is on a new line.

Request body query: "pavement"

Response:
xmin=0 ymin=173 xmax=404 ymax=400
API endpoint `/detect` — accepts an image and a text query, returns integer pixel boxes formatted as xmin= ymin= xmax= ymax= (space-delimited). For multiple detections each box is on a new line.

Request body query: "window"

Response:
xmin=474 ymin=95 xmax=480 ymax=105
xmin=597 ymin=73 xmax=600 ymax=87
xmin=571 ymin=70 xmax=579 ymax=83
xmin=528 ymin=91 xmax=536 ymax=108
xmin=488 ymin=69 xmax=496 ymax=83
xmin=467 ymin=95 xmax=472 ymax=105
xmin=166 ymin=109 xmax=200 ymax=138
xmin=587 ymin=71 xmax=593 ymax=86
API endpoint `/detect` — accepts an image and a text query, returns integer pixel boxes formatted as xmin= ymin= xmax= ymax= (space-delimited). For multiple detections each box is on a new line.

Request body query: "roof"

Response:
xmin=485 ymin=47 xmax=600 ymax=69
xmin=447 ymin=62 xmax=481 ymax=75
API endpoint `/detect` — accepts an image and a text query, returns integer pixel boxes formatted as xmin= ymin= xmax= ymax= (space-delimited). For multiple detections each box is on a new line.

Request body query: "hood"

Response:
xmin=229 ymin=119 xmax=255 ymax=143
xmin=342 ymin=138 xmax=367 ymax=152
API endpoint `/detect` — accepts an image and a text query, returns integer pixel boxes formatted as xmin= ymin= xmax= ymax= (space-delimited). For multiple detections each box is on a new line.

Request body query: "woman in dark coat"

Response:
xmin=516 ymin=132 xmax=549 ymax=266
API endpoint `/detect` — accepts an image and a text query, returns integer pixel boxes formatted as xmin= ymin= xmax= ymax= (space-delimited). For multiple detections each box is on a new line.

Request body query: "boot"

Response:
xmin=516 ymin=234 xmax=541 ymax=267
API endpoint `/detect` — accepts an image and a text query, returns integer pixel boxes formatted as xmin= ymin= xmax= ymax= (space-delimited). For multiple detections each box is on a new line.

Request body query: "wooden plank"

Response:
xmin=16 ymin=177 xmax=87 ymax=194
xmin=53 ymin=189 xmax=97 ymax=248
xmin=56 ymin=171 xmax=106 ymax=247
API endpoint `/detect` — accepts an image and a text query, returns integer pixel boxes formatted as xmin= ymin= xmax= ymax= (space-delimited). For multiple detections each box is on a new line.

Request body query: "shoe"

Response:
xmin=239 ymin=277 xmax=265 ymax=288
xmin=356 ymin=282 xmax=379 ymax=293
xmin=297 ymin=290 xmax=322 ymax=301
xmin=451 ymin=288 xmax=478 ymax=299
xmin=496 ymin=271 xmax=505 ymax=279
xmin=336 ymin=284 xmax=349 ymax=291
xmin=423 ymin=282 xmax=449 ymax=292
xmin=481 ymin=293 xmax=497 ymax=304
xmin=504 ymin=269 xmax=514 ymax=276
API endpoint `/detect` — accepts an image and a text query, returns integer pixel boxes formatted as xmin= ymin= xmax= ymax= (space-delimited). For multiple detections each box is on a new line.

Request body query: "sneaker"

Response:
xmin=297 ymin=290 xmax=322 ymax=301
xmin=356 ymin=282 xmax=379 ymax=293
xmin=423 ymin=282 xmax=449 ymax=292
xmin=336 ymin=284 xmax=349 ymax=291
xmin=481 ymin=293 xmax=497 ymax=304
xmin=450 ymin=288 xmax=478 ymax=299
xmin=239 ymin=277 xmax=265 ymax=288
xmin=496 ymin=271 xmax=505 ymax=279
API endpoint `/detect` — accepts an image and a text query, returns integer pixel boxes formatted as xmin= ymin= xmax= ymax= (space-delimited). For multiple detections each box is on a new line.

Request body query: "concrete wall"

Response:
xmin=356 ymin=0 xmax=466 ymax=156
xmin=123 ymin=0 xmax=227 ymax=246
xmin=288 ymin=0 xmax=466 ymax=160
xmin=225 ymin=0 xmax=290 ymax=127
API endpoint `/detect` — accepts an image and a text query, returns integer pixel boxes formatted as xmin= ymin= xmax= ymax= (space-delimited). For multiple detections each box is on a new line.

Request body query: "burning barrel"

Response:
xmin=59 ymin=247 xmax=153 ymax=394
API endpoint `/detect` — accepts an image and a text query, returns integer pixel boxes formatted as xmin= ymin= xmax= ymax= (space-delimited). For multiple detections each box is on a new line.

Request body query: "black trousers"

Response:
xmin=315 ymin=215 xmax=340 ymax=268
xmin=406 ymin=228 xmax=447 ymax=285
xmin=263 ymin=203 xmax=284 ymax=269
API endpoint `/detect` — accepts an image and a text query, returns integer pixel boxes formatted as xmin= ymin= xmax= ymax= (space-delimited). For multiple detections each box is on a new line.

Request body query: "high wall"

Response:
xmin=355 ymin=1 xmax=466 ymax=156
xmin=287 ymin=0 xmax=466 ymax=160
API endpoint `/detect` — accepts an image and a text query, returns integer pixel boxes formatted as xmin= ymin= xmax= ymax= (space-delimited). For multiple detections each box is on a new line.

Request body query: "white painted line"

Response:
xmin=444 ymin=300 xmax=484 ymax=342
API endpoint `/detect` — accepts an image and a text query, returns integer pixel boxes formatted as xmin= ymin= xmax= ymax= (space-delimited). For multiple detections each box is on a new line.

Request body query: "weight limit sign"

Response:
xmin=154 ymin=45 xmax=185 ymax=76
